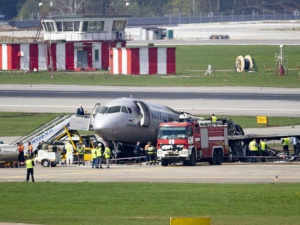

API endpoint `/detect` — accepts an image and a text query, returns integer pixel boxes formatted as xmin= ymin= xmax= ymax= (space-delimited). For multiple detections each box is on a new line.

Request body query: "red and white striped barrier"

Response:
xmin=0 ymin=41 xmax=125 ymax=71
xmin=109 ymin=47 xmax=176 ymax=75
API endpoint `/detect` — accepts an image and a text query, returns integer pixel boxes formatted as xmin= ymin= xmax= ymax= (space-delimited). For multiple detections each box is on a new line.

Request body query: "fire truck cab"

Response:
xmin=156 ymin=120 xmax=229 ymax=166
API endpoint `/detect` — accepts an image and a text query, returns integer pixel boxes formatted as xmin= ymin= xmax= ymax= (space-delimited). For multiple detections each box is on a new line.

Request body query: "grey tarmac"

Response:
xmin=1 ymin=85 xmax=300 ymax=116
xmin=0 ymin=163 xmax=299 ymax=183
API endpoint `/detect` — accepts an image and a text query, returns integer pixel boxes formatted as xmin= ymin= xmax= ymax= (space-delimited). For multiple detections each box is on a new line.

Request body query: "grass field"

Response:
xmin=0 ymin=112 xmax=300 ymax=137
xmin=0 ymin=182 xmax=299 ymax=225
xmin=0 ymin=112 xmax=64 ymax=136
xmin=0 ymin=45 xmax=299 ymax=87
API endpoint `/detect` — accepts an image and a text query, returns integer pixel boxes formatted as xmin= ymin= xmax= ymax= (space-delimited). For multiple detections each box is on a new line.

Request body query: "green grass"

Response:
xmin=0 ymin=183 xmax=299 ymax=225
xmin=1 ymin=112 xmax=300 ymax=137
xmin=0 ymin=112 xmax=64 ymax=136
xmin=200 ymin=115 xmax=300 ymax=128
xmin=0 ymin=45 xmax=300 ymax=87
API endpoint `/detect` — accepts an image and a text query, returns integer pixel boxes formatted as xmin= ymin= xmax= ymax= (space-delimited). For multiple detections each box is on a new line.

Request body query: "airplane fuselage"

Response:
xmin=92 ymin=98 xmax=180 ymax=145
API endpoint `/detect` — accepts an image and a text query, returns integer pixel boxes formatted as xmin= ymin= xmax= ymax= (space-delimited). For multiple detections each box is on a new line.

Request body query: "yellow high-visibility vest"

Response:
xmin=26 ymin=159 xmax=33 ymax=169
xmin=283 ymin=138 xmax=290 ymax=146
xmin=212 ymin=116 xmax=217 ymax=122
xmin=96 ymin=147 xmax=102 ymax=157
xmin=66 ymin=143 xmax=73 ymax=153
xmin=147 ymin=146 xmax=155 ymax=155
xmin=77 ymin=146 xmax=84 ymax=155
xmin=91 ymin=148 xmax=97 ymax=159
xmin=260 ymin=141 xmax=266 ymax=151
xmin=104 ymin=147 xmax=111 ymax=159
xmin=249 ymin=141 xmax=258 ymax=151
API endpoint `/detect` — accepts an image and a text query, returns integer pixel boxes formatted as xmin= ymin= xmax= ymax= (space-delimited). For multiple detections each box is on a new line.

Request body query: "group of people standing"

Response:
xmin=17 ymin=141 xmax=33 ymax=165
xmin=134 ymin=141 xmax=157 ymax=165
xmin=16 ymin=141 xmax=34 ymax=182
xmin=64 ymin=141 xmax=111 ymax=168
xmin=249 ymin=137 xmax=300 ymax=162
xmin=91 ymin=143 xmax=111 ymax=169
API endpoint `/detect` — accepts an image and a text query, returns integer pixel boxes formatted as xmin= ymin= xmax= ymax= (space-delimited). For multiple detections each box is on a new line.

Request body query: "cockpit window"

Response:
xmin=121 ymin=106 xmax=128 ymax=113
xmin=107 ymin=106 xmax=121 ymax=114
xmin=99 ymin=106 xmax=108 ymax=114
xmin=127 ymin=107 xmax=132 ymax=114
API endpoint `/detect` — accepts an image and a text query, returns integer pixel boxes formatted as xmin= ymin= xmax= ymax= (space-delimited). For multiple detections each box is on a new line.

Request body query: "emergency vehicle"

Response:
xmin=156 ymin=119 xmax=230 ymax=166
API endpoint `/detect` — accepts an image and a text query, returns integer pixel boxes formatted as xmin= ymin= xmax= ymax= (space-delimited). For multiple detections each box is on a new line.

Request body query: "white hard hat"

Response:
xmin=98 ymin=143 xmax=101 ymax=147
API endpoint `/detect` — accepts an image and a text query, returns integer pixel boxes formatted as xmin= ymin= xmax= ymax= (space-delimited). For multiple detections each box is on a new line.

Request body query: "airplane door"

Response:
xmin=91 ymin=103 xmax=101 ymax=129
xmin=136 ymin=102 xmax=150 ymax=127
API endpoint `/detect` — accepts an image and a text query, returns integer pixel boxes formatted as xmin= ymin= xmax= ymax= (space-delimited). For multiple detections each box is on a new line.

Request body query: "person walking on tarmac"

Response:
xmin=25 ymin=155 xmax=35 ymax=182
xmin=91 ymin=146 xmax=97 ymax=169
xmin=147 ymin=142 xmax=156 ymax=165
xmin=104 ymin=144 xmax=111 ymax=168
xmin=77 ymin=143 xmax=85 ymax=166
xmin=282 ymin=137 xmax=290 ymax=160
xmin=249 ymin=139 xmax=258 ymax=163
xmin=65 ymin=142 xmax=74 ymax=165
xmin=96 ymin=143 xmax=103 ymax=169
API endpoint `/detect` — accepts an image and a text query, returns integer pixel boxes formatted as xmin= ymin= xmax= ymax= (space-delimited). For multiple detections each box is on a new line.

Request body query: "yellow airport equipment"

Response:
xmin=54 ymin=126 xmax=98 ymax=163
xmin=170 ymin=217 xmax=211 ymax=225
xmin=257 ymin=116 xmax=268 ymax=125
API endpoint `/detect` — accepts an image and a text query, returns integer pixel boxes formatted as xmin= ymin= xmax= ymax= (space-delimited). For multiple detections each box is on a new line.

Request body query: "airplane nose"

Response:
xmin=93 ymin=114 xmax=110 ymax=132
xmin=93 ymin=113 xmax=121 ymax=135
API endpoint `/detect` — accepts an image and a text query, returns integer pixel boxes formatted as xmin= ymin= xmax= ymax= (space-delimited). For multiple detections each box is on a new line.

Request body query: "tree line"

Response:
xmin=0 ymin=0 xmax=297 ymax=20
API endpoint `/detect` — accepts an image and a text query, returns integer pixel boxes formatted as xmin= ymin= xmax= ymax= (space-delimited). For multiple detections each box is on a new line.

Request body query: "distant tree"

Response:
xmin=17 ymin=0 xmax=40 ymax=20
xmin=51 ymin=0 xmax=85 ymax=15
xmin=0 ymin=0 xmax=19 ymax=19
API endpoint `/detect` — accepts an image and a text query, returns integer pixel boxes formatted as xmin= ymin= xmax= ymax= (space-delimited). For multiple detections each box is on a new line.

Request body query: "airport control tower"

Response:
xmin=0 ymin=14 xmax=129 ymax=72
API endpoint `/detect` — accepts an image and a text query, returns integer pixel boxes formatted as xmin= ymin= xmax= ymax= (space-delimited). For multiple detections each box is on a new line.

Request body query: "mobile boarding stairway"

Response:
xmin=11 ymin=114 xmax=92 ymax=155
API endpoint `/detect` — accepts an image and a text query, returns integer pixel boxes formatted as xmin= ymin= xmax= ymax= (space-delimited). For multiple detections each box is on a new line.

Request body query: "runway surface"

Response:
xmin=0 ymin=85 xmax=300 ymax=116
xmin=1 ymin=163 xmax=299 ymax=183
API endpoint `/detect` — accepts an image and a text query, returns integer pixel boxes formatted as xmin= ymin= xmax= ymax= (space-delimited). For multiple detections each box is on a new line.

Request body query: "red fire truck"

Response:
xmin=156 ymin=120 xmax=230 ymax=166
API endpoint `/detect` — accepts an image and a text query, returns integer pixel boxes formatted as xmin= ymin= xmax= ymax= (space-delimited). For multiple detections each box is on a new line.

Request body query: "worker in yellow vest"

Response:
xmin=96 ymin=143 xmax=103 ymax=169
xmin=77 ymin=143 xmax=85 ymax=167
xmin=211 ymin=114 xmax=217 ymax=123
xmin=259 ymin=139 xmax=267 ymax=162
xmin=91 ymin=146 xmax=97 ymax=169
xmin=147 ymin=142 xmax=156 ymax=165
xmin=25 ymin=155 xmax=35 ymax=182
xmin=282 ymin=137 xmax=290 ymax=160
xmin=104 ymin=145 xmax=111 ymax=168
xmin=65 ymin=142 xmax=73 ymax=165
xmin=249 ymin=139 xmax=258 ymax=163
